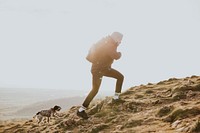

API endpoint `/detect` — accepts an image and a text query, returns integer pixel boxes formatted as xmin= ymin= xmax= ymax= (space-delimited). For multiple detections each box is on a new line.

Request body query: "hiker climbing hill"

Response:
xmin=77 ymin=32 xmax=124 ymax=119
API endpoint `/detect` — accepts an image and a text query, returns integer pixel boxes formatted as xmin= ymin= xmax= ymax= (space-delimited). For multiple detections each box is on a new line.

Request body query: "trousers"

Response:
xmin=82 ymin=67 xmax=124 ymax=108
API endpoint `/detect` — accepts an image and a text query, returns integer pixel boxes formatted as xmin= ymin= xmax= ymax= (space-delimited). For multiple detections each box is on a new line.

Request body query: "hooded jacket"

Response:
xmin=91 ymin=36 xmax=121 ymax=71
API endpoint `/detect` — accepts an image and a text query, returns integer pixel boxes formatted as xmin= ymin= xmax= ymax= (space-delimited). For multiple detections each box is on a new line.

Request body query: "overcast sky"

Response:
xmin=0 ymin=0 xmax=199 ymax=94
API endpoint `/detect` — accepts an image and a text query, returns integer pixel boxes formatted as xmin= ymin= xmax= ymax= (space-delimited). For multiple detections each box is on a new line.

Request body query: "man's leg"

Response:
xmin=82 ymin=75 xmax=102 ymax=108
xmin=103 ymin=68 xmax=124 ymax=98
xmin=77 ymin=74 xmax=102 ymax=119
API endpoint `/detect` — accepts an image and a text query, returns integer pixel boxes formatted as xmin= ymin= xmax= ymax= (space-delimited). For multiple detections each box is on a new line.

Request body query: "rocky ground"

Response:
xmin=1 ymin=75 xmax=200 ymax=133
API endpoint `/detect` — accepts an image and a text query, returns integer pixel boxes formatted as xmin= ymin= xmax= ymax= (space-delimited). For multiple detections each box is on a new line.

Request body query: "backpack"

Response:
xmin=86 ymin=38 xmax=107 ymax=63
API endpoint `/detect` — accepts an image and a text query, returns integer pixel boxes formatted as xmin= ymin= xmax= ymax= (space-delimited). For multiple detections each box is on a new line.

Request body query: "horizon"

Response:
xmin=0 ymin=0 xmax=199 ymax=92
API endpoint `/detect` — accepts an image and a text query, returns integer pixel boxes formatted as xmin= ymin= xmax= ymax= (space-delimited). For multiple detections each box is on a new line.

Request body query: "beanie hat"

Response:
xmin=110 ymin=32 xmax=123 ymax=44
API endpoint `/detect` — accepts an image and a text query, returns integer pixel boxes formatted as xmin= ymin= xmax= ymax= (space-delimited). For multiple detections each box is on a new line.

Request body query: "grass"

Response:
xmin=89 ymin=124 xmax=108 ymax=133
xmin=123 ymin=119 xmax=143 ymax=128
xmin=192 ymin=120 xmax=200 ymax=132
xmin=165 ymin=107 xmax=200 ymax=122
xmin=94 ymin=108 xmax=114 ymax=118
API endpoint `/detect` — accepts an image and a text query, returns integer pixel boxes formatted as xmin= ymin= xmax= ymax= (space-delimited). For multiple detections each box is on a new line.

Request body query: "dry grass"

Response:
xmin=1 ymin=75 xmax=200 ymax=133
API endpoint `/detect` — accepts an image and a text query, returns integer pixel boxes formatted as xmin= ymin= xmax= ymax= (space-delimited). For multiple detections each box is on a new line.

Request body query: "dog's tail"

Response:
xmin=36 ymin=112 xmax=40 ymax=115
xmin=33 ymin=112 xmax=40 ymax=118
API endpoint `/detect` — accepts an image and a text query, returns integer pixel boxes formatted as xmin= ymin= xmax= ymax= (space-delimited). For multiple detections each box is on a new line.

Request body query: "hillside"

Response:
xmin=1 ymin=75 xmax=200 ymax=133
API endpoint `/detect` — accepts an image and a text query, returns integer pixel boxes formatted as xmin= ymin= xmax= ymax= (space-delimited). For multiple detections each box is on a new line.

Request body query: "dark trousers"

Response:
xmin=82 ymin=67 xmax=124 ymax=108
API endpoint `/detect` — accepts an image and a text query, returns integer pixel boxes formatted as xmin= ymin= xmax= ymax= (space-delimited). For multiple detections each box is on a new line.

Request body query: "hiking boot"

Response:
xmin=77 ymin=110 xmax=89 ymax=119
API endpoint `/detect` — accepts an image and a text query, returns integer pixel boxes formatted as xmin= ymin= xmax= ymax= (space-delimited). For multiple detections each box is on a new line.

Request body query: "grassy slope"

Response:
xmin=1 ymin=75 xmax=200 ymax=133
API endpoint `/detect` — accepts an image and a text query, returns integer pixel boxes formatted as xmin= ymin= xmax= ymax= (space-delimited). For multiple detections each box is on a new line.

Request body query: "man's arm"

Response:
xmin=107 ymin=44 xmax=121 ymax=60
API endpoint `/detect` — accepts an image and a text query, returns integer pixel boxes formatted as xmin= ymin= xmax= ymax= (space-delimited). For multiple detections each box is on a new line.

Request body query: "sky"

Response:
xmin=0 ymin=0 xmax=200 ymax=95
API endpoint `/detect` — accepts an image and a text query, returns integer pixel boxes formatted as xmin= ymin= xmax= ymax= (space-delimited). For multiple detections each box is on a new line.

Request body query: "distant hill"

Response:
xmin=0 ymin=96 xmax=85 ymax=120
xmin=14 ymin=96 xmax=85 ymax=118
xmin=1 ymin=75 xmax=200 ymax=133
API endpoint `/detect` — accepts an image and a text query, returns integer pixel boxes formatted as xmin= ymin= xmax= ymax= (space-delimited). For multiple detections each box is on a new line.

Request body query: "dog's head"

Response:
xmin=53 ymin=105 xmax=61 ymax=111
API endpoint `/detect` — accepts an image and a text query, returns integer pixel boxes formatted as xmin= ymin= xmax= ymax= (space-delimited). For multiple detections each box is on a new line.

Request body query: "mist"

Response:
xmin=0 ymin=0 xmax=199 ymax=95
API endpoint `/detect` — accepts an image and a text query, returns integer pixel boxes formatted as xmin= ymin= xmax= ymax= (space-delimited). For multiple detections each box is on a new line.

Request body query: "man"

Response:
xmin=77 ymin=32 xmax=124 ymax=119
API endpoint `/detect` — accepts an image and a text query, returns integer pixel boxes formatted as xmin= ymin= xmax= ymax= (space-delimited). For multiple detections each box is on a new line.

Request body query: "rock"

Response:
xmin=171 ymin=120 xmax=181 ymax=128
xmin=115 ymin=125 xmax=123 ymax=130
xmin=176 ymin=127 xmax=185 ymax=132
xmin=182 ymin=127 xmax=190 ymax=132
xmin=88 ymin=101 xmax=104 ymax=115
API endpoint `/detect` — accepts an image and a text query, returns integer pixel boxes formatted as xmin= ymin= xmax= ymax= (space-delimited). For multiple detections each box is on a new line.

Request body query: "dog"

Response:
xmin=33 ymin=105 xmax=61 ymax=124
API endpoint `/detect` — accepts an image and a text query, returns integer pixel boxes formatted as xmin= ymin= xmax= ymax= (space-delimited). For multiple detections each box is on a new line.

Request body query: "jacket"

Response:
xmin=91 ymin=36 xmax=121 ymax=72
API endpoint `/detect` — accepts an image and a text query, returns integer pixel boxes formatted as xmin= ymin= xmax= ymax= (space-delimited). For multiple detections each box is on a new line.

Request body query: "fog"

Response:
xmin=0 ymin=0 xmax=199 ymax=95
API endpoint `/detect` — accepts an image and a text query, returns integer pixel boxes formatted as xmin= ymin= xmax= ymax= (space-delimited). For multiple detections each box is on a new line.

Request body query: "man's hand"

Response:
xmin=117 ymin=52 xmax=121 ymax=59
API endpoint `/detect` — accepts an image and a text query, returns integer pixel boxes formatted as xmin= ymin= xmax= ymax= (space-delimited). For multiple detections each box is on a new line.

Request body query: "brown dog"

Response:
xmin=33 ymin=105 xmax=61 ymax=124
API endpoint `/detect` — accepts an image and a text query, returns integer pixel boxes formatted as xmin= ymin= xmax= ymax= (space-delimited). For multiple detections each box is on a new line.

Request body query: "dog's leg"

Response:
xmin=38 ymin=117 xmax=42 ymax=124
xmin=38 ymin=115 xmax=44 ymax=124
xmin=52 ymin=112 xmax=57 ymax=117
xmin=43 ymin=117 xmax=46 ymax=123
xmin=54 ymin=112 xmax=60 ymax=117
xmin=47 ymin=117 xmax=50 ymax=123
